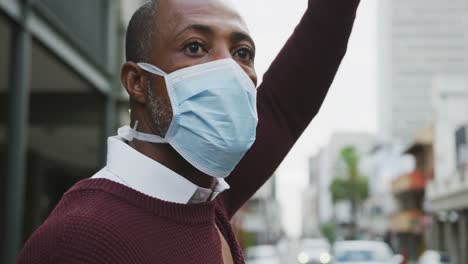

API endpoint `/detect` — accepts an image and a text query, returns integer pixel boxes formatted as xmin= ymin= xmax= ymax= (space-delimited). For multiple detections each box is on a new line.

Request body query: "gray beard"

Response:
xmin=146 ymin=82 xmax=172 ymax=137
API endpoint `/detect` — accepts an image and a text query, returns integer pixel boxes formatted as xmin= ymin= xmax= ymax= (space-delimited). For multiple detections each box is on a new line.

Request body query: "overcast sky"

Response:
xmin=233 ymin=0 xmax=378 ymax=237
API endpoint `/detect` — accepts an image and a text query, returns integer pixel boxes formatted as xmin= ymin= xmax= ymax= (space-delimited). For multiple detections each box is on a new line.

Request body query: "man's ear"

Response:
xmin=121 ymin=62 xmax=147 ymax=105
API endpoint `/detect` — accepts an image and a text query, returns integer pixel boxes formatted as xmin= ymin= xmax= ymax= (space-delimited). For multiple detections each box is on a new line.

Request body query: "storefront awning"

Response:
xmin=392 ymin=170 xmax=427 ymax=194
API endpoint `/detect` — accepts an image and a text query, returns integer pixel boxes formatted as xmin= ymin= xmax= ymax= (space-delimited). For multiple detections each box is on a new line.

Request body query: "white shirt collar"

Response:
xmin=92 ymin=136 xmax=230 ymax=204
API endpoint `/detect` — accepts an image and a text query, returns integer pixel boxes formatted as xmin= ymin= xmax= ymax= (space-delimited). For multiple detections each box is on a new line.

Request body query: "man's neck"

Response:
xmin=128 ymin=140 xmax=217 ymax=190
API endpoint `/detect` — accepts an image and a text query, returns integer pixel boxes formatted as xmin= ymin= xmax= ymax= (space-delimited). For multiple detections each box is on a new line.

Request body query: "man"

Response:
xmin=18 ymin=0 xmax=360 ymax=263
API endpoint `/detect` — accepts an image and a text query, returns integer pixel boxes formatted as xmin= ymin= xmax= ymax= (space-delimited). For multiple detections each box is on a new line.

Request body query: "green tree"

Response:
xmin=320 ymin=222 xmax=336 ymax=243
xmin=329 ymin=146 xmax=369 ymax=239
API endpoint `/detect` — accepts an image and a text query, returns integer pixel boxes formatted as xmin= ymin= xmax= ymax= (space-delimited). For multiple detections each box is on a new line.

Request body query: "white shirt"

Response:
xmin=92 ymin=136 xmax=230 ymax=204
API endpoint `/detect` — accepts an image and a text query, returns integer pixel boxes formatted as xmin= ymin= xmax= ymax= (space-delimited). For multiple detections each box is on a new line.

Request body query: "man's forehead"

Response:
xmin=163 ymin=0 xmax=239 ymax=15
xmin=168 ymin=0 xmax=238 ymax=10
xmin=158 ymin=0 xmax=249 ymax=33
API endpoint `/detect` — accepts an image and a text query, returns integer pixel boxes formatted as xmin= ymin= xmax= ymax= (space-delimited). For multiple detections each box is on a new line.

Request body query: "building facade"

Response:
xmin=390 ymin=139 xmax=433 ymax=262
xmin=378 ymin=0 xmax=467 ymax=144
xmin=234 ymin=175 xmax=283 ymax=248
xmin=0 ymin=0 xmax=145 ymax=262
xmin=357 ymin=142 xmax=414 ymax=240
xmin=301 ymin=156 xmax=321 ymax=238
xmin=426 ymin=76 xmax=468 ymax=264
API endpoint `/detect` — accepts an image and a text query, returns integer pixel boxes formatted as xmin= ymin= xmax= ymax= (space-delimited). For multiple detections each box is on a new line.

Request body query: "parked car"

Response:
xmin=245 ymin=245 xmax=282 ymax=264
xmin=418 ymin=250 xmax=452 ymax=264
xmin=297 ymin=238 xmax=332 ymax=264
xmin=333 ymin=240 xmax=403 ymax=264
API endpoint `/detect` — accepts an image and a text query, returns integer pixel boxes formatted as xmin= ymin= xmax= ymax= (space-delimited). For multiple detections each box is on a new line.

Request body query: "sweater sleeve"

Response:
xmin=223 ymin=0 xmax=360 ymax=218
xmin=17 ymin=218 xmax=63 ymax=264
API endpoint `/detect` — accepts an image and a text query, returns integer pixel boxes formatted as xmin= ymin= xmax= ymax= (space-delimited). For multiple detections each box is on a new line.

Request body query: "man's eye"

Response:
xmin=184 ymin=42 xmax=206 ymax=56
xmin=234 ymin=48 xmax=254 ymax=61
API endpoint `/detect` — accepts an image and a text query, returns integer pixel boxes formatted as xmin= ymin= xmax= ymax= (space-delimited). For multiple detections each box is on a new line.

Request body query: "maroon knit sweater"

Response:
xmin=18 ymin=0 xmax=359 ymax=263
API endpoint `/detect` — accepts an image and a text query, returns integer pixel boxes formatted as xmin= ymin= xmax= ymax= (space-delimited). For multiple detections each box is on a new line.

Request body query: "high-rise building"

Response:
xmin=378 ymin=0 xmax=467 ymax=144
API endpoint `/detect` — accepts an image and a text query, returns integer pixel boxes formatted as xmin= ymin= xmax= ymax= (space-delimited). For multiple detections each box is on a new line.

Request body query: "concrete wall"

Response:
xmin=432 ymin=76 xmax=468 ymax=182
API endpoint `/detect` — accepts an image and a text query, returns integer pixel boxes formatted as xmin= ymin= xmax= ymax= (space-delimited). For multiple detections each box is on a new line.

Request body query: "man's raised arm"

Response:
xmin=222 ymin=0 xmax=361 ymax=218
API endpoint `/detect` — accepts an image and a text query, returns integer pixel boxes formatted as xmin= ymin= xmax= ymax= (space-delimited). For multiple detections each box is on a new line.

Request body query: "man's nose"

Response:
xmin=210 ymin=46 xmax=232 ymax=61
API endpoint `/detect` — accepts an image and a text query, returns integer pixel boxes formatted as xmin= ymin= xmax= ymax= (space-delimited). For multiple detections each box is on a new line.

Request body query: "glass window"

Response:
xmin=21 ymin=39 xmax=105 ymax=239
xmin=35 ymin=0 xmax=111 ymax=67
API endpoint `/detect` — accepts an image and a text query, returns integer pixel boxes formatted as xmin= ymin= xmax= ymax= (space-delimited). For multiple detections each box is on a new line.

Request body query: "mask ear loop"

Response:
xmin=118 ymin=120 xmax=167 ymax=144
xmin=116 ymin=64 xmax=169 ymax=144
xmin=137 ymin=63 xmax=167 ymax=76
xmin=136 ymin=62 xmax=176 ymax=143
xmin=117 ymin=121 xmax=138 ymax=142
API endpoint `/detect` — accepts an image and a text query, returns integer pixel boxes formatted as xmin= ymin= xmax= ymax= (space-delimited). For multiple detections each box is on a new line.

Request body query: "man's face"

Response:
xmin=121 ymin=0 xmax=257 ymax=137
xmin=151 ymin=0 xmax=257 ymax=83
xmin=141 ymin=0 xmax=257 ymax=136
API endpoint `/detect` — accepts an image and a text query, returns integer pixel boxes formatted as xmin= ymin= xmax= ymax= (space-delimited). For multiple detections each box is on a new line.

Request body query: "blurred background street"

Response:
xmin=1 ymin=0 xmax=467 ymax=263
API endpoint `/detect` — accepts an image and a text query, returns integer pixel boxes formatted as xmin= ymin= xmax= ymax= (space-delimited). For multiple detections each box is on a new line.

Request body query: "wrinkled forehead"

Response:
xmin=158 ymin=0 xmax=250 ymax=35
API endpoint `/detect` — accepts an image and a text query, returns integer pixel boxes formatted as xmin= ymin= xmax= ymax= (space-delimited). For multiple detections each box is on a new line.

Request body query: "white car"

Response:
xmin=245 ymin=245 xmax=282 ymax=264
xmin=333 ymin=240 xmax=403 ymax=264
xmin=418 ymin=250 xmax=452 ymax=264
xmin=297 ymin=238 xmax=332 ymax=264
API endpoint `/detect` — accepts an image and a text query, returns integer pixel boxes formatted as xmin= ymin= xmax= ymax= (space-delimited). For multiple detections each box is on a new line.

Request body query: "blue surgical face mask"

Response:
xmin=118 ymin=58 xmax=258 ymax=178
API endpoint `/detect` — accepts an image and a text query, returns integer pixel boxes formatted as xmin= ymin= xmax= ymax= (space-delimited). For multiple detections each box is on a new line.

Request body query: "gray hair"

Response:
xmin=125 ymin=0 xmax=160 ymax=62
